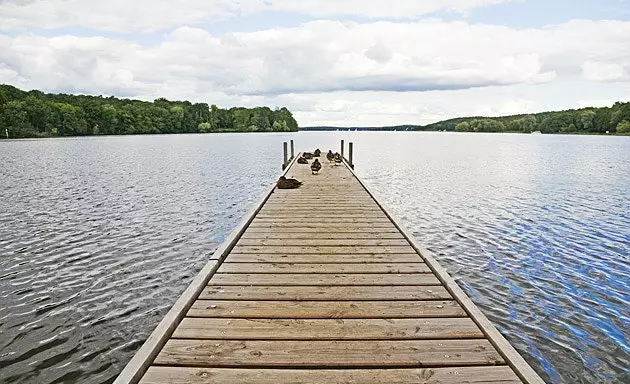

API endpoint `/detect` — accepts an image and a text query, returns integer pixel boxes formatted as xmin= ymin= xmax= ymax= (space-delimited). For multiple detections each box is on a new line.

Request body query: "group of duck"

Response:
xmin=276 ymin=148 xmax=344 ymax=189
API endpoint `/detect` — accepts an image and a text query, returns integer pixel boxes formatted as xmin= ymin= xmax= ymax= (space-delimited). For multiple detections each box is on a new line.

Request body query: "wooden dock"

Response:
xmin=115 ymin=148 xmax=544 ymax=384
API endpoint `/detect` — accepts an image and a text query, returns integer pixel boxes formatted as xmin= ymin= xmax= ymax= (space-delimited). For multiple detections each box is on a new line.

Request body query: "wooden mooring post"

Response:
xmin=348 ymin=141 xmax=354 ymax=169
xmin=341 ymin=139 xmax=354 ymax=169
xmin=290 ymin=140 xmax=295 ymax=161
xmin=282 ymin=141 xmax=288 ymax=170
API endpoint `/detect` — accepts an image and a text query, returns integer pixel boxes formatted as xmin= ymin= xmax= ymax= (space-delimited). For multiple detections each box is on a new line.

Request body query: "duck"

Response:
xmin=276 ymin=176 xmax=302 ymax=189
xmin=334 ymin=152 xmax=343 ymax=163
xmin=326 ymin=150 xmax=335 ymax=161
xmin=311 ymin=159 xmax=322 ymax=174
xmin=314 ymin=149 xmax=321 ymax=157
xmin=297 ymin=157 xmax=308 ymax=164
xmin=303 ymin=152 xmax=314 ymax=160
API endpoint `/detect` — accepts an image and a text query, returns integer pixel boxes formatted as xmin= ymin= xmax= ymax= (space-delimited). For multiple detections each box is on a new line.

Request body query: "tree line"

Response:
xmin=422 ymin=102 xmax=630 ymax=135
xmin=0 ymin=84 xmax=299 ymax=138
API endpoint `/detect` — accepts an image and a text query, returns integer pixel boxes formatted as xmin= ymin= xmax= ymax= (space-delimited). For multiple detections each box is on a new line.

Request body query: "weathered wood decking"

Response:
xmin=115 ymin=153 xmax=544 ymax=384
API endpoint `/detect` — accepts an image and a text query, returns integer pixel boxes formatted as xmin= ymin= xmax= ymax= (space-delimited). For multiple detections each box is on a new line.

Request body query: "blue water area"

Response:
xmin=0 ymin=132 xmax=628 ymax=383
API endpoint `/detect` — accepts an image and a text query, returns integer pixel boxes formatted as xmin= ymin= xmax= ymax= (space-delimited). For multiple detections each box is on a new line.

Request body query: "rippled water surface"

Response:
xmin=0 ymin=132 xmax=628 ymax=383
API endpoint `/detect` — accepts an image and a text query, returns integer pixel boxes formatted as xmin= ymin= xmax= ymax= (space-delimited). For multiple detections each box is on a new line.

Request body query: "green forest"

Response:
xmin=0 ymin=84 xmax=299 ymax=138
xmin=423 ymin=102 xmax=630 ymax=135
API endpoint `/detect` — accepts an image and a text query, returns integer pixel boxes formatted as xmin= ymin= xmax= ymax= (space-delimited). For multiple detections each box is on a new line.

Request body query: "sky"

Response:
xmin=1 ymin=0 xmax=629 ymax=126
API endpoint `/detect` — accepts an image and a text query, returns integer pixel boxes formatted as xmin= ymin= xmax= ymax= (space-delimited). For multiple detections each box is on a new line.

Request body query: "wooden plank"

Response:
xmin=269 ymin=195 xmax=371 ymax=199
xmin=260 ymin=210 xmax=383 ymax=213
xmin=225 ymin=254 xmax=423 ymax=264
xmin=141 ymin=366 xmax=522 ymax=384
xmin=261 ymin=204 xmax=381 ymax=208
xmin=218 ymin=263 xmax=431 ymax=274
xmin=255 ymin=215 xmax=385 ymax=219
xmin=231 ymin=246 xmax=416 ymax=254
xmin=250 ymin=222 xmax=393 ymax=227
xmin=200 ymin=285 xmax=452 ymax=301
xmin=260 ymin=208 xmax=381 ymax=212
xmin=265 ymin=201 xmax=376 ymax=205
xmin=240 ymin=232 xmax=405 ymax=239
xmin=243 ymin=227 xmax=402 ymax=233
xmin=258 ymin=208 xmax=383 ymax=212
xmin=260 ymin=206 xmax=382 ymax=210
xmin=154 ymin=339 xmax=505 ymax=367
xmin=246 ymin=224 xmax=400 ymax=230
xmin=253 ymin=218 xmax=392 ymax=223
xmin=268 ymin=189 xmax=364 ymax=193
xmin=265 ymin=195 xmax=370 ymax=199
xmin=235 ymin=239 xmax=410 ymax=247
xmin=187 ymin=300 xmax=465 ymax=318
xmin=173 ymin=318 xmax=484 ymax=340
xmin=262 ymin=206 xmax=378 ymax=209
xmin=261 ymin=202 xmax=375 ymax=204
xmin=271 ymin=195 xmax=372 ymax=197
xmin=255 ymin=214 xmax=386 ymax=219
xmin=209 ymin=273 xmax=440 ymax=286
xmin=263 ymin=201 xmax=374 ymax=204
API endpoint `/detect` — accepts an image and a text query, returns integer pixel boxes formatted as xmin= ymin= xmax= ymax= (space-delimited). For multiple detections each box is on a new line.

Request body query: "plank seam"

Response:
xmin=149 ymin=363 xmax=510 ymax=369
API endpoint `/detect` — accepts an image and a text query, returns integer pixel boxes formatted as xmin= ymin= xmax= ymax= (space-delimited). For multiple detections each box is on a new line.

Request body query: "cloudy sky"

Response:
xmin=1 ymin=0 xmax=630 ymax=126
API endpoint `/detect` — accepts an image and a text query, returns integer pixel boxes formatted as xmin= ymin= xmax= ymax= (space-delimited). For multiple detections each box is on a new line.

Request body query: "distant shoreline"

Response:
xmin=303 ymin=102 xmax=630 ymax=135
xmin=298 ymin=128 xmax=629 ymax=136
xmin=2 ymin=130 xmax=628 ymax=141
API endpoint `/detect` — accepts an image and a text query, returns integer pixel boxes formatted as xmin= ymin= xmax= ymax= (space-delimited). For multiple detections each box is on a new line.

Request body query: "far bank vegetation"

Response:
xmin=0 ymin=84 xmax=299 ymax=139
xmin=426 ymin=102 xmax=630 ymax=135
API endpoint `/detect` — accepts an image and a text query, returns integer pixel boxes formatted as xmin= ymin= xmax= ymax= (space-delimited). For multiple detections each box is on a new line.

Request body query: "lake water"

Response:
xmin=0 ymin=132 xmax=628 ymax=383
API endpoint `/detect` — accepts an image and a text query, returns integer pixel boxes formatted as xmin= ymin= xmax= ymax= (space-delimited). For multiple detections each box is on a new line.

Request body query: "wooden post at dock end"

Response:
xmin=290 ymin=140 xmax=295 ymax=161
xmin=349 ymin=142 xmax=354 ymax=169
xmin=282 ymin=142 xmax=288 ymax=170
xmin=341 ymin=140 xmax=345 ymax=158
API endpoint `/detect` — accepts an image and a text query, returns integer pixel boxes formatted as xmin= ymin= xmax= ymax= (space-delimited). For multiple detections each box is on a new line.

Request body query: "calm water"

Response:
xmin=0 ymin=132 xmax=628 ymax=383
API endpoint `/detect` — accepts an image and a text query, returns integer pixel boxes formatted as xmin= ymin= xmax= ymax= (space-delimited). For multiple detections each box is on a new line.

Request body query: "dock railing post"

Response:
xmin=349 ymin=142 xmax=354 ymax=169
xmin=282 ymin=142 xmax=288 ymax=170
xmin=341 ymin=140 xmax=345 ymax=158
xmin=290 ymin=140 xmax=295 ymax=161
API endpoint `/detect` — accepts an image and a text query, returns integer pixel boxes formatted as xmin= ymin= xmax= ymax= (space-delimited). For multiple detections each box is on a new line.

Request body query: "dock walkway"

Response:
xmin=116 ymin=152 xmax=544 ymax=383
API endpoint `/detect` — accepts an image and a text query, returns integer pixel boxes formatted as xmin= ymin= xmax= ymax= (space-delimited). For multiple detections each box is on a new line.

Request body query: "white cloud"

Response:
xmin=582 ymin=61 xmax=626 ymax=82
xmin=0 ymin=0 xmax=517 ymax=32
xmin=1 ymin=19 xmax=629 ymax=126
xmin=0 ymin=34 xmax=144 ymax=95
xmin=264 ymin=0 xmax=517 ymax=19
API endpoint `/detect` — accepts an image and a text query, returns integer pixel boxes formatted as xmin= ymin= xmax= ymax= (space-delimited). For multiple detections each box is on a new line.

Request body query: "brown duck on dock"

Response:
xmin=334 ymin=152 xmax=343 ymax=163
xmin=326 ymin=150 xmax=335 ymax=161
xmin=314 ymin=149 xmax=321 ymax=157
xmin=276 ymin=176 xmax=302 ymax=189
xmin=311 ymin=159 xmax=321 ymax=174
xmin=297 ymin=157 xmax=308 ymax=164
xmin=303 ymin=152 xmax=314 ymax=160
